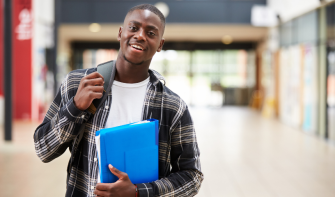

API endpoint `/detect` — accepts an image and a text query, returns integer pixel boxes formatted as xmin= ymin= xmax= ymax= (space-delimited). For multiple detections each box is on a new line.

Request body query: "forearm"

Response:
xmin=136 ymin=169 xmax=203 ymax=197
xmin=34 ymin=95 xmax=90 ymax=162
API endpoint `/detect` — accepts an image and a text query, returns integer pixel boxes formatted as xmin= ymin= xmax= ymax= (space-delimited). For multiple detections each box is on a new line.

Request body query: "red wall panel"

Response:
xmin=13 ymin=0 xmax=32 ymax=119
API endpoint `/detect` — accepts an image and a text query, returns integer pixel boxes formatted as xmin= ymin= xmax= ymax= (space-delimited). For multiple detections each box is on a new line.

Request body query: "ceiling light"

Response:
xmin=222 ymin=35 xmax=233 ymax=45
xmin=89 ymin=23 xmax=101 ymax=33
xmin=155 ymin=2 xmax=169 ymax=18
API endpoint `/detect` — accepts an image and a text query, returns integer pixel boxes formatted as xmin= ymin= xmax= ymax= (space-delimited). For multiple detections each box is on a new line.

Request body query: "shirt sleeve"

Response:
xmin=33 ymin=73 xmax=91 ymax=163
xmin=136 ymin=106 xmax=204 ymax=197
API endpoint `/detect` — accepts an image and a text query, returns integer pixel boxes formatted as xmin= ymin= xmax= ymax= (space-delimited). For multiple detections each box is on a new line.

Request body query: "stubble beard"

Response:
xmin=123 ymin=54 xmax=145 ymax=66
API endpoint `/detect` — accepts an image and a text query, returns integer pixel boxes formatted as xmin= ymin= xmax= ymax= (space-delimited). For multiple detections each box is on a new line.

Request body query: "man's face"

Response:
xmin=118 ymin=9 xmax=165 ymax=65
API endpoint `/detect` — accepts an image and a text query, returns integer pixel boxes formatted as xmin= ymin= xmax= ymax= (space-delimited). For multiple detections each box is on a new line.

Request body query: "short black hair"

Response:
xmin=127 ymin=4 xmax=166 ymax=29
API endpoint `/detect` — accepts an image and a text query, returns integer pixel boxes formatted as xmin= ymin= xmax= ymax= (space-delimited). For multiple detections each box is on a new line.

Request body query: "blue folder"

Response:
xmin=95 ymin=119 xmax=159 ymax=184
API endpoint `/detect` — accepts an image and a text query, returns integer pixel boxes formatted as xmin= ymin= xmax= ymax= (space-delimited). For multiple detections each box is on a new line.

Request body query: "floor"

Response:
xmin=1 ymin=107 xmax=335 ymax=197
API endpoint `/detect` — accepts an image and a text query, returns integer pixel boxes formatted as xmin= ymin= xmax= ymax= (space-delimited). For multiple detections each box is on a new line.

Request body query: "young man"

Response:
xmin=34 ymin=4 xmax=203 ymax=197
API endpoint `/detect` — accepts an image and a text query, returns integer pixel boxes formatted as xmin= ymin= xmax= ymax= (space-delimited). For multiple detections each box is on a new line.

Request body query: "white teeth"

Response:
xmin=131 ymin=45 xmax=143 ymax=50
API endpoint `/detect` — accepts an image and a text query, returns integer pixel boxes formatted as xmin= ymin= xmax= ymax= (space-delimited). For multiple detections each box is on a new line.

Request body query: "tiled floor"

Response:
xmin=1 ymin=107 xmax=335 ymax=197
xmin=0 ymin=120 xmax=70 ymax=197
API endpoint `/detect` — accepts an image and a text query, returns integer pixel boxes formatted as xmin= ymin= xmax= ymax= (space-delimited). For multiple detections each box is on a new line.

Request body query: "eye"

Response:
xmin=129 ymin=26 xmax=137 ymax=31
xmin=148 ymin=32 xmax=156 ymax=36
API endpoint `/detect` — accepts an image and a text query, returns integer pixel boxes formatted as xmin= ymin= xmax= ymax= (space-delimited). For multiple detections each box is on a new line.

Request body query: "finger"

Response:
xmin=109 ymin=164 xmax=129 ymax=180
xmin=94 ymin=188 xmax=109 ymax=196
xmin=86 ymin=72 xmax=104 ymax=81
xmin=89 ymin=92 xmax=103 ymax=100
xmin=90 ymin=86 xmax=104 ymax=93
xmin=84 ymin=78 xmax=104 ymax=86
xmin=95 ymin=183 xmax=111 ymax=191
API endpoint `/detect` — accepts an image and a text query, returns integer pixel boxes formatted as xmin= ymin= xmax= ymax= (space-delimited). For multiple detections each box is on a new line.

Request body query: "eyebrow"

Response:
xmin=129 ymin=20 xmax=159 ymax=31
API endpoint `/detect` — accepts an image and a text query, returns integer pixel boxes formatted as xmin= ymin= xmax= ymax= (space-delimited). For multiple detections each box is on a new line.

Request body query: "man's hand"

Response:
xmin=94 ymin=164 xmax=136 ymax=197
xmin=73 ymin=72 xmax=104 ymax=111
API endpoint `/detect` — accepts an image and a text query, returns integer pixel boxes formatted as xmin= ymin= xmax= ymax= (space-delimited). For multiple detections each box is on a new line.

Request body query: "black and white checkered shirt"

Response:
xmin=34 ymin=67 xmax=203 ymax=197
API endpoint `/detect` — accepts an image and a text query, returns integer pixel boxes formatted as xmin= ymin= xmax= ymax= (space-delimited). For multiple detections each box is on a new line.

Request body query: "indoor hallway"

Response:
xmin=1 ymin=107 xmax=335 ymax=197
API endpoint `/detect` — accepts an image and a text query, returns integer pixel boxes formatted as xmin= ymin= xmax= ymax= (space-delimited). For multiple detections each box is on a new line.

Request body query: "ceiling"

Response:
xmin=58 ymin=24 xmax=267 ymax=53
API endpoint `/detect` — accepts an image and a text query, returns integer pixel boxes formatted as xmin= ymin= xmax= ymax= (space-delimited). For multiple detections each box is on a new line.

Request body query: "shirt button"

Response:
xmin=91 ymin=186 xmax=95 ymax=190
xmin=94 ymin=158 xmax=97 ymax=162
xmin=81 ymin=115 xmax=85 ymax=118
xmin=105 ymin=105 xmax=109 ymax=109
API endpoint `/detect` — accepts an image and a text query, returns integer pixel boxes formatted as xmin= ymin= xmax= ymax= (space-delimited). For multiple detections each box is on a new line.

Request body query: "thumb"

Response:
xmin=109 ymin=164 xmax=128 ymax=180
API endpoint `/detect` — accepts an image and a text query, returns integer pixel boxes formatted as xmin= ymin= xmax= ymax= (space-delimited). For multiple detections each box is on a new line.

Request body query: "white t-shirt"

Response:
xmin=104 ymin=77 xmax=150 ymax=128
xmin=98 ymin=77 xmax=149 ymax=183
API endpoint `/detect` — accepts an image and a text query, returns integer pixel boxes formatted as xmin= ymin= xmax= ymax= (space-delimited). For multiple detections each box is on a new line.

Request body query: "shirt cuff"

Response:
xmin=62 ymin=97 xmax=90 ymax=124
xmin=136 ymin=183 xmax=154 ymax=197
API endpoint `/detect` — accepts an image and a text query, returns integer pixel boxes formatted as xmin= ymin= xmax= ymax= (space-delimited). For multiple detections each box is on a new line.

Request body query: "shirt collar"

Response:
xmin=148 ymin=69 xmax=165 ymax=86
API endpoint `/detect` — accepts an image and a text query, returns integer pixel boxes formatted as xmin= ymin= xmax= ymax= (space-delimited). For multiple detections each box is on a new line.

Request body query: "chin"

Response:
xmin=123 ymin=55 xmax=144 ymax=65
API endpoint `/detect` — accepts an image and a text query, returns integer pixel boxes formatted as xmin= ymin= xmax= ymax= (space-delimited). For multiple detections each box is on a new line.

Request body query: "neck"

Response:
xmin=114 ymin=54 xmax=150 ymax=83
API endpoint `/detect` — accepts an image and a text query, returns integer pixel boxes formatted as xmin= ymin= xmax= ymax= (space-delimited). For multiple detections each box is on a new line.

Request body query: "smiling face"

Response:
xmin=117 ymin=9 xmax=165 ymax=65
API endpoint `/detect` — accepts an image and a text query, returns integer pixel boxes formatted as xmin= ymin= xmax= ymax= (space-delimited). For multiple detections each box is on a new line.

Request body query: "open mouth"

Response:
xmin=130 ymin=44 xmax=144 ymax=51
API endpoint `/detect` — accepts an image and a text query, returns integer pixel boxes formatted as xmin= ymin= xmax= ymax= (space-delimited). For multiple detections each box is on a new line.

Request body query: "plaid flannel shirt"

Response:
xmin=34 ymin=67 xmax=203 ymax=197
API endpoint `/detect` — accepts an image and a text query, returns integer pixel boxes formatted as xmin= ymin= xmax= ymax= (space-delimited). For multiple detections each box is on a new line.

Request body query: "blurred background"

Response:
xmin=1 ymin=0 xmax=335 ymax=197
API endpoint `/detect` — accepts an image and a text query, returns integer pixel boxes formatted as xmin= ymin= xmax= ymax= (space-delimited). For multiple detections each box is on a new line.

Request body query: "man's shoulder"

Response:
xmin=149 ymin=69 xmax=187 ymax=110
xmin=66 ymin=67 xmax=97 ymax=79
xmin=162 ymin=85 xmax=183 ymax=102
xmin=157 ymin=85 xmax=191 ymax=130
xmin=60 ymin=68 xmax=97 ymax=94
xmin=161 ymin=84 xmax=188 ymax=113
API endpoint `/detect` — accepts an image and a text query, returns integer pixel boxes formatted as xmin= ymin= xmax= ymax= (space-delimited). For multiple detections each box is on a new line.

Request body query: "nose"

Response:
xmin=134 ymin=28 xmax=145 ymax=41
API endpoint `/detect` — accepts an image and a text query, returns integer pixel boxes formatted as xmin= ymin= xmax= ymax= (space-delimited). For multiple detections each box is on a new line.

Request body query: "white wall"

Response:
xmin=32 ymin=0 xmax=55 ymax=121
xmin=267 ymin=0 xmax=322 ymax=22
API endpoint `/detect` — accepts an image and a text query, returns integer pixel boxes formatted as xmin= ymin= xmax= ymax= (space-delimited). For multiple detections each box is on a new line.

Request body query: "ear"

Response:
xmin=117 ymin=26 xmax=123 ymax=41
xmin=157 ymin=38 xmax=165 ymax=52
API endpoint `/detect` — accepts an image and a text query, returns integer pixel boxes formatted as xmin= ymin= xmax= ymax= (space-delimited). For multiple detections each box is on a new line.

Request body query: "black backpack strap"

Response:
xmin=87 ymin=60 xmax=116 ymax=114
xmin=67 ymin=60 xmax=116 ymax=185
